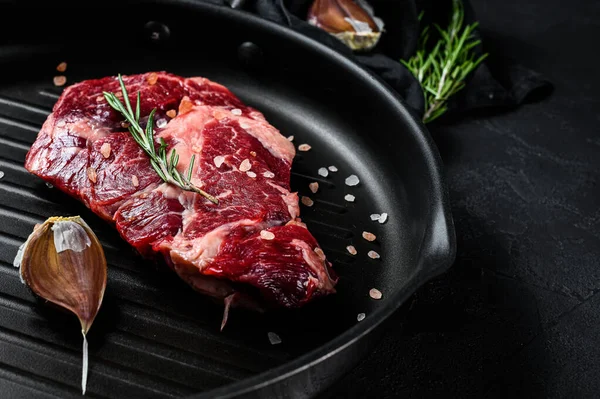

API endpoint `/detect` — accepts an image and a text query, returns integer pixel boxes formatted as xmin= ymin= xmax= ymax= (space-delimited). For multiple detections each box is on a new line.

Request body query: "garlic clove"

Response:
xmin=307 ymin=0 xmax=383 ymax=51
xmin=15 ymin=216 xmax=107 ymax=395
xmin=18 ymin=216 xmax=107 ymax=334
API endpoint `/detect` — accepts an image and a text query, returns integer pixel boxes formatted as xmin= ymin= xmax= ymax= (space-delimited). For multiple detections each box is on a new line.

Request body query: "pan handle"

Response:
xmin=224 ymin=0 xmax=248 ymax=9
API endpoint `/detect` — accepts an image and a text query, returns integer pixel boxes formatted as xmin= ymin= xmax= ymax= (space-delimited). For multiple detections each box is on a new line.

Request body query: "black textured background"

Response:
xmin=321 ymin=0 xmax=600 ymax=397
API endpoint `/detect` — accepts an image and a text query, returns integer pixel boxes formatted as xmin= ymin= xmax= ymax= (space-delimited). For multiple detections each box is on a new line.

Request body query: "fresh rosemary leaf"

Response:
xmin=135 ymin=92 xmax=141 ymax=123
xmin=187 ymin=155 xmax=196 ymax=181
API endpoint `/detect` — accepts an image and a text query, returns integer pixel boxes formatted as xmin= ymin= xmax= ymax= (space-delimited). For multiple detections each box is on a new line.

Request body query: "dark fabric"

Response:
xmin=228 ymin=0 xmax=552 ymax=122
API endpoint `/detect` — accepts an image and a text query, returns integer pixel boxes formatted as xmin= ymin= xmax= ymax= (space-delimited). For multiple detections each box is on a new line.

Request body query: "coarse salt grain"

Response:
xmin=240 ymin=122 xmax=251 ymax=129
xmin=357 ymin=313 xmax=366 ymax=322
xmin=318 ymin=167 xmax=329 ymax=177
xmin=370 ymin=214 xmax=381 ymax=221
xmin=344 ymin=194 xmax=355 ymax=202
xmin=314 ymin=247 xmax=326 ymax=261
xmin=53 ymin=76 xmax=66 ymax=87
xmin=178 ymin=96 xmax=193 ymax=115
xmin=214 ymin=156 xmax=225 ymax=168
xmin=369 ymin=288 xmax=382 ymax=300
xmin=246 ymin=171 xmax=257 ymax=178
xmin=368 ymin=250 xmax=381 ymax=259
xmin=301 ymin=196 xmax=314 ymax=207
xmin=379 ymin=213 xmax=388 ymax=224
xmin=0 ymin=171 xmax=4 ymax=179
xmin=156 ymin=119 xmax=167 ymax=129
xmin=120 ymin=121 xmax=130 ymax=128
xmin=298 ymin=144 xmax=311 ymax=151
xmin=166 ymin=109 xmax=177 ymax=118
xmin=250 ymin=151 xmax=256 ymax=157
xmin=260 ymin=230 xmax=275 ymax=240
xmin=268 ymin=332 xmax=282 ymax=345
xmin=131 ymin=175 xmax=139 ymax=187
xmin=231 ymin=108 xmax=242 ymax=116
xmin=86 ymin=167 xmax=97 ymax=183
xmin=147 ymin=73 xmax=158 ymax=85
xmin=239 ymin=159 xmax=251 ymax=172
xmin=56 ymin=62 xmax=67 ymax=72
xmin=287 ymin=135 xmax=294 ymax=141
xmin=362 ymin=231 xmax=376 ymax=241
xmin=263 ymin=171 xmax=275 ymax=178
xmin=309 ymin=182 xmax=319 ymax=193
xmin=328 ymin=166 xmax=338 ymax=172
xmin=346 ymin=245 xmax=357 ymax=255
xmin=100 ymin=143 xmax=111 ymax=158
xmin=345 ymin=174 xmax=360 ymax=186
xmin=45 ymin=182 xmax=53 ymax=188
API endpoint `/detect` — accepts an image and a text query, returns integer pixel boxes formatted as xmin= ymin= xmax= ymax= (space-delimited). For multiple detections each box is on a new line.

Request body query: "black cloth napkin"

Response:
xmin=222 ymin=0 xmax=552 ymax=122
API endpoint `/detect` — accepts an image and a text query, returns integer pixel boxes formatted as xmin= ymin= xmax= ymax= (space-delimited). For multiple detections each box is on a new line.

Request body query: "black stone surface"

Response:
xmin=322 ymin=0 xmax=600 ymax=397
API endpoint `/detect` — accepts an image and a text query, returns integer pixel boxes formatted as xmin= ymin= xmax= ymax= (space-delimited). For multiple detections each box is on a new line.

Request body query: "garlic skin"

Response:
xmin=307 ymin=0 xmax=385 ymax=51
xmin=15 ymin=216 xmax=107 ymax=394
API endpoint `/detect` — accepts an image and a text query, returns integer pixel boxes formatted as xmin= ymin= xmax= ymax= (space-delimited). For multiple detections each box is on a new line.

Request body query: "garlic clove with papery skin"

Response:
xmin=307 ymin=0 xmax=384 ymax=51
xmin=14 ymin=216 xmax=107 ymax=395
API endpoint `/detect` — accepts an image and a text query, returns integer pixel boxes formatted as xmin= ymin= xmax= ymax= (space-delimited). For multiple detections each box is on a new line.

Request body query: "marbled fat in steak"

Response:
xmin=25 ymin=72 xmax=337 ymax=311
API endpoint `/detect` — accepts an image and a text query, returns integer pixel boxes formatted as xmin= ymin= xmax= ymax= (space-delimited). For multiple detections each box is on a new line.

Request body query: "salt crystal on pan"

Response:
xmin=45 ymin=182 xmax=53 ymax=189
xmin=214 ymin=156 xmax=225 ymax=168
xmin=368 ymin=250 xmax=381 ymax=259
xmin=370 ymin=214 xmax=381 ymax=221
xmin=369 ymin=288 xmax=382 ymax=299
xmin=362 ymin=231 xmax=376 ymax=242
xmin=346 ymin=245 xmax=357 ymax=255
xmin=263 ymin=171 xmax=275 ymax=178
xmin=309 ymin=182 xmax=319 ymax=193
xmin=301 ymin=196 xmax=314 ymax=207
xmin=246 ymin=171 xmax=257 ymax=178
xmin=357 ymin=313 xmax=366 ymax=322
xmin=239 ymin=159 xmax=252 ymax=172
xmin=379 ymin=213 xmax=388 ymax=224
xmin=287 ymin=135 xmax=294 ymax=141
xmin=156 ymin=118 xmax=167 ymax=128
xmin=298 ymin=144 xmax=311 ymax=151
xmin=0 ymin=171 xmax=4 ymax=179
xmin=345 ymin=174 xmax=360 ymax=186
xmin=231 ymin=108 xmax=242 ymax=116
xmin=318 ymin=167 xmax=329 ymax=177
xmin=268 ymin=332 xmax=282 ymax=345
xmin=260 ymin=230 xmax=275 ymax=240
xmin=328 ymin=166 xmax=338 ymax=172
xmin=344 ymin=194 xmax=355 ymax=202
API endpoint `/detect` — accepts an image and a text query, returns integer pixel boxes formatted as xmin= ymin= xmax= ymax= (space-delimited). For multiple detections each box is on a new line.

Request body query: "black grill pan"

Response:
xmin=0 ymin=1 xmax=455 ymax=398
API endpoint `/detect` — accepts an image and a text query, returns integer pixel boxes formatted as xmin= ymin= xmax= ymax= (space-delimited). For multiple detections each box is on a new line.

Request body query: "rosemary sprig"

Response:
xmin=103 ymin=75 xmax=218 ymax=204
xmin=401 ymin=0 xmax=488 ymax=123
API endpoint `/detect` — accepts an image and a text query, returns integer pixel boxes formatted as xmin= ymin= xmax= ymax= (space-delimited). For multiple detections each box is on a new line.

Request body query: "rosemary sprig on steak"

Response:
xmin=103 ymin=75 xmax=218 ymax=204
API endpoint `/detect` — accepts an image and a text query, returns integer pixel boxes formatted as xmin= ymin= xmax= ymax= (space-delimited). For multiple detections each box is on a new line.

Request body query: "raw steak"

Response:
xmin=25 ymin=72 xmax=337 ymax=312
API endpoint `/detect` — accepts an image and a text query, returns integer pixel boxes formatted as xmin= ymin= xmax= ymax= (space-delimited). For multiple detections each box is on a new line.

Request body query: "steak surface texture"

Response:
xmin=25 ymin=72 xmax=337 ymax=309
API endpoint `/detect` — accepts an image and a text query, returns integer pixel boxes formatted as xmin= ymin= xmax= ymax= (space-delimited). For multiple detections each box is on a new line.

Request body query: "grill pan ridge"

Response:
xmin=0 ymin=1 xmax=455 ymax=398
